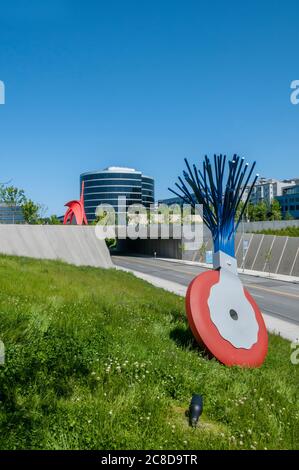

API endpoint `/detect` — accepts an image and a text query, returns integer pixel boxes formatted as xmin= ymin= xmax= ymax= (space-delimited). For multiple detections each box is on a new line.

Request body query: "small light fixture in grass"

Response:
xmin=189 ymin=394 xmax=203 ymax=427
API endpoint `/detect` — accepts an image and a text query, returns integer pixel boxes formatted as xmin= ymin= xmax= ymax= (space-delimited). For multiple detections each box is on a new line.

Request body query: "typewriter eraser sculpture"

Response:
xmin=169 ymin=155 xmax=268 ymax=367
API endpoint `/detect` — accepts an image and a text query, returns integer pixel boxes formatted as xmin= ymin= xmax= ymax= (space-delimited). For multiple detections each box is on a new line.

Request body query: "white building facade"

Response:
xmin=249 ymin=178 xmax=296 ymax=205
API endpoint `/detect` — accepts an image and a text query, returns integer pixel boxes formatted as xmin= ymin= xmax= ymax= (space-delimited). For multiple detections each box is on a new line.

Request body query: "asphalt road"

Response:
xmin=112 ymin=255 xmax=299 ymax=326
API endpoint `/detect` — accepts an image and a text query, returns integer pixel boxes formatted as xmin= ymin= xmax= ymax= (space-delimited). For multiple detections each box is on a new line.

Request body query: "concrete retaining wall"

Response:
xmin=0 ymin=225 xmax=113 ymax=269
xmin=183 ymin=232 xmax=299 ymax=277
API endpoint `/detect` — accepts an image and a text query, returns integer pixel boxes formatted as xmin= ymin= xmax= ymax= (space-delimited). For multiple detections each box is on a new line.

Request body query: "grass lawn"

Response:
xmin=0 ymin=255 xmax=298 ymax=450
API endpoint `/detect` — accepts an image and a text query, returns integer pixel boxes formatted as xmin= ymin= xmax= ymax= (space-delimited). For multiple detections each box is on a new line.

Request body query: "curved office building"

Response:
xmin=80 ymin=167 xmax=155 ymax=222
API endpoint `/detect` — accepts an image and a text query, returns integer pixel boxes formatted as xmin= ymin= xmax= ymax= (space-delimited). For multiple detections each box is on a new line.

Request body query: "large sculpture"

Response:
xmin=169 ymin=155 xmax=268 ymax=367
xmin=63 ymin=181 xmax=88 ymax=225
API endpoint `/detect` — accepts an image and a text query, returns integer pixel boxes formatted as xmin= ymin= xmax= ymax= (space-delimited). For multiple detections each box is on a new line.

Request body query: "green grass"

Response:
xmin=253 ymin=226 xmax=299 ymax=237
xmin=0 ymin=255 xmax=298 ymax=450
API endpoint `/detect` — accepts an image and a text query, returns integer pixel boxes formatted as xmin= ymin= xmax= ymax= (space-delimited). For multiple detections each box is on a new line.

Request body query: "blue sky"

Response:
xmin=0 ymin=0 xmax=299 ymax=215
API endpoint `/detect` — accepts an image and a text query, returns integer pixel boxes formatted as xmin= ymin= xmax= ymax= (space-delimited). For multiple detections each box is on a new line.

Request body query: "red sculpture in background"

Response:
xmin=63 ymin=181 xmax=88 ymax=225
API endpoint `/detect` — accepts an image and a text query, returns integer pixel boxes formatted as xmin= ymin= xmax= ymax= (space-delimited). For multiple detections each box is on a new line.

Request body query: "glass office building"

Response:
xmin=0 ymin=203 xmax=24 ymax=224
xmin=80 ymin=167 xmax=155 ymax=222
xmin=276 ymin=184 xmax=299 ymax=219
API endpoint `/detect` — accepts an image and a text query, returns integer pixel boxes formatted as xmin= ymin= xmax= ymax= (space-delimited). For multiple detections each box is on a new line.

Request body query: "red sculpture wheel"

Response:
xmin=186 ymin=270 xmax=268 ymax=367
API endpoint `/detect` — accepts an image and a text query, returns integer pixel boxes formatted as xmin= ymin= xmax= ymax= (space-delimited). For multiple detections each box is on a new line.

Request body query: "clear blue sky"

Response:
xmin=0 ymin=0 xmax=299 ymax=215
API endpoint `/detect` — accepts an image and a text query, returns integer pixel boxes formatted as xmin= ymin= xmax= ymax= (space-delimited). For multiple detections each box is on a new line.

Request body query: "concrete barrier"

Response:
xmin=182 ymin=232 xmax=299 ymax=277
xmin=0 ymin=225 xmax=113 ymax=269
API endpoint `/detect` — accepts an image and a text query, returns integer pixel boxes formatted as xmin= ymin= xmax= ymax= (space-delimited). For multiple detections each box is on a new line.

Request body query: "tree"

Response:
xmin=264 ymin=248 xmax=272 ymax=277
xmin=0 ymin=185 xmax=26 ymax=205
xmin=246 ymin=203 xmax=256 ymax=222
xmin=0 ymin=183 xmax=46 ymax=224
xmin=198 ymin=241 xmax=208 ymax=262
xmin=0 ymin=185 xmax=26 ymax=223
xmin=47 ymin=214 xmax=61 ymax=225
xmin=253 ymin=201 xmax=268 ymax=221
xmin=243 ymin=200 xmax=282 ymax=222
xmin=268 ymin=199 xmax=282 ymax=221
xmin=235 ymin=201 xmax=244 ymax=222
xmin=42 ymin=214 xmax=61 ymax=225
xmin=22 ymin=199 xmax=41 ymax=224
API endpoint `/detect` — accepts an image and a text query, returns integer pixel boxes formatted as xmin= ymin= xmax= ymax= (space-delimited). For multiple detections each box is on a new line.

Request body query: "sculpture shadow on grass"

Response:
xmin=170 ymin=326 xmax=210 ymax=358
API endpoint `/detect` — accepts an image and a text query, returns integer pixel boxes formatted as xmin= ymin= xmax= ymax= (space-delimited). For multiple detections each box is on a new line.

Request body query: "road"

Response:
xmin=112 ymin=255 xmax=299 ymax=326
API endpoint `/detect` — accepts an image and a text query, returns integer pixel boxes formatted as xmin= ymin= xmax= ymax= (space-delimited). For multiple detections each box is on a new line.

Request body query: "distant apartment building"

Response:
xmin=249 ymin=178 xmax=296 ymax=205
xmin=160 ymin=177 xmax=299 ymax=221
xmin=276 ymin=184 xmax=299 ymax=219
xmin=238 ymin=185 xmax=251 ymax=203
xmin=0 ymin=203 xmax=24 ymax=224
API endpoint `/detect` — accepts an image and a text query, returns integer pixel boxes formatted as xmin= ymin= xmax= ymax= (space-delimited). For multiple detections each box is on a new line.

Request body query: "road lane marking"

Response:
xmin=113 ymin=257 xmax=299 ymax=300
xmin=244 ymin=283 xmax=299 ymax=299
xmin=113 ymin=257 xmax=200 ymax=276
